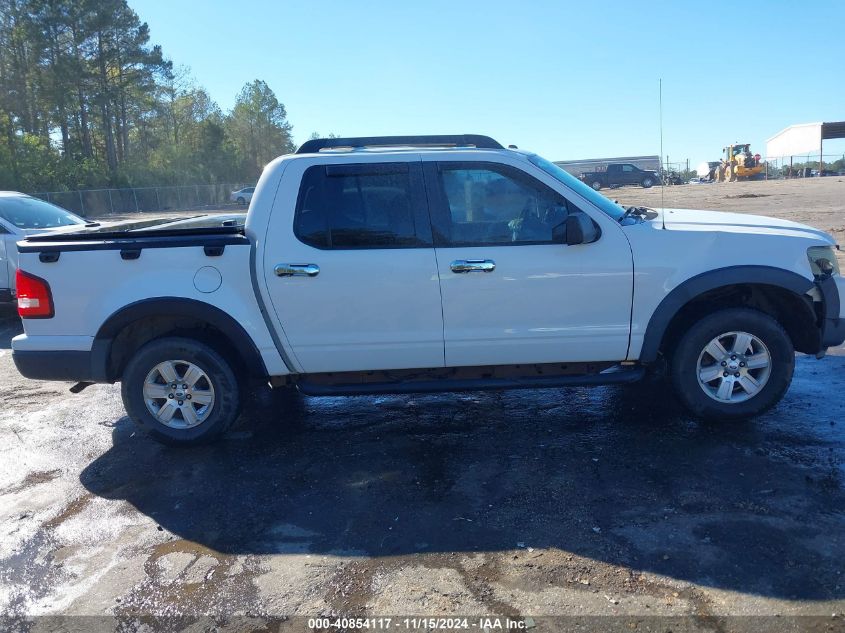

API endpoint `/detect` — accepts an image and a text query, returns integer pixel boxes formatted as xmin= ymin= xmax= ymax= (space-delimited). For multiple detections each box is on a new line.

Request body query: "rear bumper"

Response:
xmin=13 ymin=349 xmax=95 ymax=381
xmin=11 ymin=334 xmax=107 ymax=382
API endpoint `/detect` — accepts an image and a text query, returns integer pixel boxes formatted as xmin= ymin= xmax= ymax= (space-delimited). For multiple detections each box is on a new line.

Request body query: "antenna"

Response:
xmin=659 ymin=78 xmax=666 ymax=229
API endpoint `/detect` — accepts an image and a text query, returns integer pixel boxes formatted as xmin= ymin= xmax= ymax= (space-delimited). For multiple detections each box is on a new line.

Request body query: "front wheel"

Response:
xmin=590 ymin=180 xmax=602 ymax=190
xmin=121 ymin=337 xmax=242 ymax=445
xmin=236 ymin=196 xmax=246 ymax=206
xmin=670 ymin=308 xmax=794 ymax=420
xmin=641 ymin=177 xmax=654 ymax=188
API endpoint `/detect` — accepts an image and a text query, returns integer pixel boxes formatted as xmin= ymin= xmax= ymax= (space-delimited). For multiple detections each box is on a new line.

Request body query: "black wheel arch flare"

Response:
xmin=91 ymin=297 xmax=268 ymax=382
xmin=637 ymin=265 xmax=820 ymax=362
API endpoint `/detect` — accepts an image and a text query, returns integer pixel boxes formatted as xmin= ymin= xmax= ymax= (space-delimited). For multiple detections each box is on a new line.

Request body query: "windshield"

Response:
xmin=527 ymin=154 xmax=626 ymax=221
xmin=0 ymin=195 xmax=86 ymax=229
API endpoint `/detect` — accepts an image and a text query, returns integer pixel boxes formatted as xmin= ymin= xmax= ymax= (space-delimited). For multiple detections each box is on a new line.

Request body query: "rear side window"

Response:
xmin=294 ymin=162 xmax=431 ymax=249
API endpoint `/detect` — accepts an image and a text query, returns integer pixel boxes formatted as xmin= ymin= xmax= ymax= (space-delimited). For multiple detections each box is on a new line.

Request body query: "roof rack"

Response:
xmin=296 ymin=134 xmax=504 ymax=154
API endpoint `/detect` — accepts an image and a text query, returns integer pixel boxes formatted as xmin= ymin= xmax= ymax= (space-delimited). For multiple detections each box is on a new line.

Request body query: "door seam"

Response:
xmin=419 ymin=156 xmax=447 ymax=366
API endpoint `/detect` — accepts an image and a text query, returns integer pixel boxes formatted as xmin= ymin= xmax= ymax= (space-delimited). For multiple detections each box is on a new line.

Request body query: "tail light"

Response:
xmin=16 ymin=269 xmax=54 ymax=319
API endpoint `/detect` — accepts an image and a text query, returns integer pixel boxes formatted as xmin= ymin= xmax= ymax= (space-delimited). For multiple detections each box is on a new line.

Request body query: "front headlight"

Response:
xmin=807 ymin=246 xmax=840 ymax=278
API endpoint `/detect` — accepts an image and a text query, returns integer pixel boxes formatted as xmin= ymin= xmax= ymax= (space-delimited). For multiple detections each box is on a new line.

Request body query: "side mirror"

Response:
xmin=553 ymin=211 xmax=601 ymax=245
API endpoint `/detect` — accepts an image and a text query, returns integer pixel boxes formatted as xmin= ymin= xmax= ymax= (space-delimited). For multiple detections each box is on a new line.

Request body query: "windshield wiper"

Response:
xmin=84 ymin=222 xmax=101 ymax=227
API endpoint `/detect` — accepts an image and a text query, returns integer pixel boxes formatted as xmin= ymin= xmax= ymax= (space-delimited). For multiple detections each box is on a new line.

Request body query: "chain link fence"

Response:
xmin=31 ymin=183 xmax=253 ymax=218
xmin=764 ymin=152 xmax=845 ymax=178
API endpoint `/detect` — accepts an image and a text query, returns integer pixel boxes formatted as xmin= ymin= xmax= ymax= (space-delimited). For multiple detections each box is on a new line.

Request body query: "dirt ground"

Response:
xmin=1 ymin=177 xmax=845 ymax=632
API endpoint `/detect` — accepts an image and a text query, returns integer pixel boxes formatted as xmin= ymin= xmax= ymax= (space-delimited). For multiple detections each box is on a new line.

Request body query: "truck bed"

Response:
xmin=12 ymin=216 xmax=288 ymax=379
xmin=18 ymin=226 xmax=248 ymax=255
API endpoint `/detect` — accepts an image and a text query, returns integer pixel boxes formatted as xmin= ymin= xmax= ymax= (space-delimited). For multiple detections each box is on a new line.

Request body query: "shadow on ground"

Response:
xmin=0 ymin=305 xmax=21 ymax=349
xmin=80 ymin=357 xmax=845 ymax=601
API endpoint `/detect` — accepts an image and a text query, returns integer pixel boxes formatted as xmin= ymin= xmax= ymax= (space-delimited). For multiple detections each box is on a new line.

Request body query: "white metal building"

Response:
xmin=766 ymin=121 xmax=845 ymax=171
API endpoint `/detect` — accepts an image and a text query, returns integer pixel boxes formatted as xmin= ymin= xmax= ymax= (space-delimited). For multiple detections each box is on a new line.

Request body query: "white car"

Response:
xmin=11 ymin=134 xmax=845 ymax=445
xmin=0 ymin=192 xmax=88 ymax=303
xmin=229 ymin=187 xmax=255 ymax=206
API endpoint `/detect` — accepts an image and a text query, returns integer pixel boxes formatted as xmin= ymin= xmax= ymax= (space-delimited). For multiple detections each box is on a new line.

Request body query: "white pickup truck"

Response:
xmin=11 ymin=135 xmax=845 ymax=445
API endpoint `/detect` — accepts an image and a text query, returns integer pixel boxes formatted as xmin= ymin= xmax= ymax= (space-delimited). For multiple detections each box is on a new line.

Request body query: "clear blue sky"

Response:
xmin=132 ymin=0 xmax=845 ymax=169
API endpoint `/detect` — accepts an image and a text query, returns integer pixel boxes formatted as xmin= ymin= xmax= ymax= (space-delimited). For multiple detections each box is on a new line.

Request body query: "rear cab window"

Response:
xmin=293 ymin=162 xmax=432 ymax=249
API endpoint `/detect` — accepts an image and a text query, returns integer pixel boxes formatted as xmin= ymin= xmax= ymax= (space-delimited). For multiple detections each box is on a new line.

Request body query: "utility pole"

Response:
xmin=819 ymin=138 xmax=824 ymax=177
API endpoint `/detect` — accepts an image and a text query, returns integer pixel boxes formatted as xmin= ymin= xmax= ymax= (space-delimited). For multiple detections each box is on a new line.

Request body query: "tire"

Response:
xmin=121 ymin=337 xmax=241 ymax=446
xmin=670 ymin=308 xmax=794 ymax=420
xmin=236 ymin=197 xmax=246 ymax=206
xmin=641 ymin=177 xmax=654 ymax=188
xmin=590 ymin=180 xmax=602 ymax=191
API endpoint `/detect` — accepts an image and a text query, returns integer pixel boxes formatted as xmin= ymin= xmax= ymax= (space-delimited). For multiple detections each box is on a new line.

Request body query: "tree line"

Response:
xmin=0 ymin=0 xmax=297 ymax=193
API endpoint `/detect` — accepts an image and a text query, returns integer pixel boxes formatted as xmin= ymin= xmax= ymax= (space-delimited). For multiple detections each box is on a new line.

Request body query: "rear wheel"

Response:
xmin=121 ymin=337 xmax=241 ymax=445
xmin=236 ymin=196 xmax=246 ymax=205
xmin=670 ymin=308 xmax=794 ymax=420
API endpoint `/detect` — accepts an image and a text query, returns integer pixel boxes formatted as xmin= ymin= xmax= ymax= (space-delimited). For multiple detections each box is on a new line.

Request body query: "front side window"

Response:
xmin=622 ymin=165 xmax=634 ymax=172
xmin=433 ymin=163 xmax=571 ymax=246
xmin=294 ymin=162 xmax=429 ymax=249
xmin=527 ymin=154 xmax=625 ymax=221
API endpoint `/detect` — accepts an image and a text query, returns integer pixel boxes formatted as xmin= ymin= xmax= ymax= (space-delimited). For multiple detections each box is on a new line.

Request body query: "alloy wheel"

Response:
xmin=696 ymin=331 xmax=772 ymax=403
xmin=143 ymin=360 xmax=215 ymax=428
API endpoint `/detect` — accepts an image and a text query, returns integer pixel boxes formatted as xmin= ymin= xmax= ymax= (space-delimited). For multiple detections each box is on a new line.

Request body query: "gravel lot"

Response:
xmin=1 ymin=177 xmax=845 ymax=631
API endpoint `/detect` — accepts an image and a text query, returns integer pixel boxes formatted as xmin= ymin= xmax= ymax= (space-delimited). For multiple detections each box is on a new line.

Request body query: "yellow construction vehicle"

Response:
xmin=714 ymin=143 xmax=765 ymax=182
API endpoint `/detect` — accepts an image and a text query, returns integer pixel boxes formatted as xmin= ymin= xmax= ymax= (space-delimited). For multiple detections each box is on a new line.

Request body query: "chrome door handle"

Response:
xmin=274 ymin=263 xmax=320 ymax=277
xmin=450 ymin=259 xmax=496 ymax=273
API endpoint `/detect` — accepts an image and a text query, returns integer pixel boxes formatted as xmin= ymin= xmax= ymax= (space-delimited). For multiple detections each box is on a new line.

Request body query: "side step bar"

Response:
xmin=296 ymin=366 xmax=645 ymax=397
